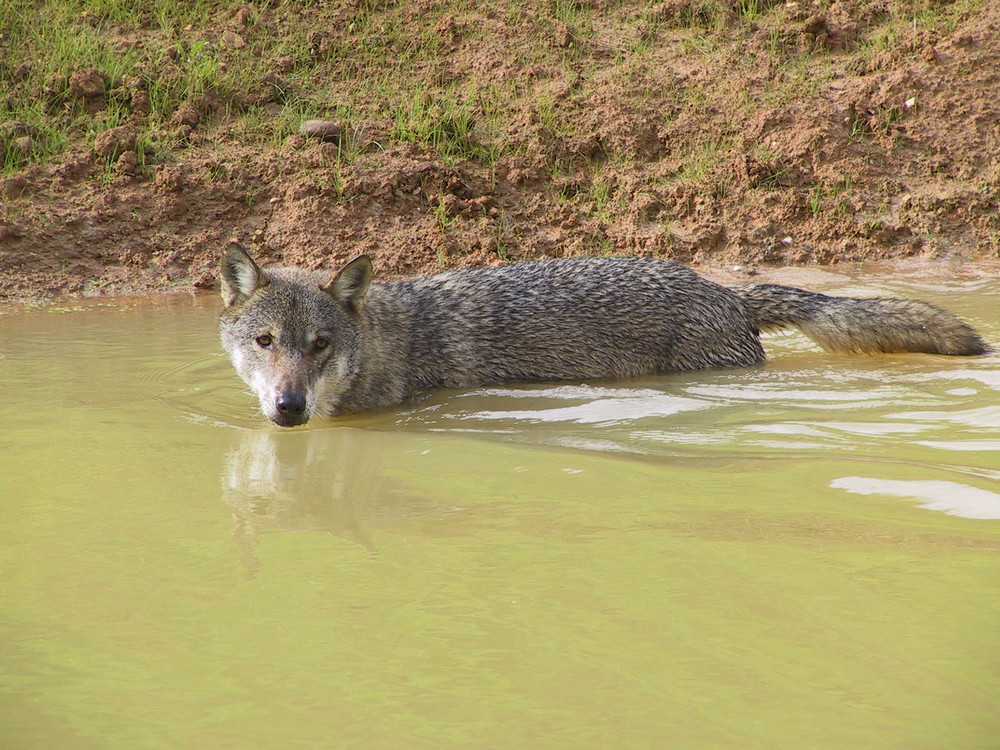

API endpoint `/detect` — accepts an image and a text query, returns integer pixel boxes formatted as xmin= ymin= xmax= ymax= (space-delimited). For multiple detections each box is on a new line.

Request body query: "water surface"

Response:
xmin=2 ymin=268 xmax=999 ymax=748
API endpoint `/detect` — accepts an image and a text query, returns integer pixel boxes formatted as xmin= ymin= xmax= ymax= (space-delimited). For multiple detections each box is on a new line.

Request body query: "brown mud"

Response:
xmin=1 ymin=1 xmax=999 ymax=303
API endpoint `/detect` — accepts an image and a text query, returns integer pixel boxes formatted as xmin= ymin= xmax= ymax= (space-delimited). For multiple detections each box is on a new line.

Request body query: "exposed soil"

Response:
xmin=2 ymin=0 xmax=999 ymax=303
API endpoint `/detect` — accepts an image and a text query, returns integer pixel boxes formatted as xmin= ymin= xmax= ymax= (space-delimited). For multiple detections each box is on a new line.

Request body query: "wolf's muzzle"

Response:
xmin=273 ymin=391 xmax=308 ymax=427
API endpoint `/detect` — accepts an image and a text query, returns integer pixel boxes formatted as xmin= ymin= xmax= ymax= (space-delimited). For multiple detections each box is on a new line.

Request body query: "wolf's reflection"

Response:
xmin=221 ymin=427 xmax=453 ymax=573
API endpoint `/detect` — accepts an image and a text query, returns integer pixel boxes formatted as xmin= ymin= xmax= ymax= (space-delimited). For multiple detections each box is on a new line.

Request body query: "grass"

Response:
xmin=1 ymin=0 xmax=275 ymax=171
xmin=0 ymin=0 xmax=993 ymax=264
xmin=1 ymin=0 xmax=982 ymax=181
xmin=676 ymin=139 xmax=730 ymax=184
xmin=589 ymin=178 xmax=613 ymax=218
xmin=392 ymin=90 xmax=478 ymax=162
xmin=807 ymin=174 xmax=856 ymax=218
xmin=488 ymin=205 xmax=514 ymax=261
xmin=738 ymin=0 xmax=764 ymax=22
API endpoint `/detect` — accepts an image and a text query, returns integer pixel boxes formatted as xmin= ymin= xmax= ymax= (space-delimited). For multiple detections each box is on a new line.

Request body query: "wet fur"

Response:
xmin=219 ymin=245 xmax=990 ymax=426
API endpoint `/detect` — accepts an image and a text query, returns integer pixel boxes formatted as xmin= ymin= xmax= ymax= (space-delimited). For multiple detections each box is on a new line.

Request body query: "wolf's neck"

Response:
xmin=348 ymin=281 xmax=450 ymax=407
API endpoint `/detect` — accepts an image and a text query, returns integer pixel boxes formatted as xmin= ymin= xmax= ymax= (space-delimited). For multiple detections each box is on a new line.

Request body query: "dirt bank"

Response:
xmin=2 ymin=0 xmax=998 ymax=303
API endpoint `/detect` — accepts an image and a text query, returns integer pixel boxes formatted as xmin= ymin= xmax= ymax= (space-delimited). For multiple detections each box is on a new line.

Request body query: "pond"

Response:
xmin=2 ymin=266 xmax=999 ymax=748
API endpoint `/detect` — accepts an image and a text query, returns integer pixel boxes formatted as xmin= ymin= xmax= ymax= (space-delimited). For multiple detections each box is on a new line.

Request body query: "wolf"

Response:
xmin=218 ymin=243 xmax=990 ymax=427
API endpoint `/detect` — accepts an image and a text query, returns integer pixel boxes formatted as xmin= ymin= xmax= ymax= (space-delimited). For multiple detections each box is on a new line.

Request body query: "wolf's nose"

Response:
xmin=276 ymin=392 xmax=306 ymax=417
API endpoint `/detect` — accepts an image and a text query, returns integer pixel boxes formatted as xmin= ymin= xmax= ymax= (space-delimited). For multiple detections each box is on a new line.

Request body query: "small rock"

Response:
xmin=13 ymin=135 xmax=34 ymax=156
xmin=131 ymin=89 xmax=150 ymax=114
xmin=261 ymin=72 xmax=290 ymax=102
xmin=441 ymin=193 xmax=461 ymax=215
xmin=1 ymin=120 xmax=31 ymax=138
xmin=192 ymin=269 xmax=216 ymax=289
xmin=43 ymin=72 xmax=66 ymax=102
xmin=68 ymin=68 xmax=107 ymax=113
xmin=94 ymin=125 xmax=137 ymax=160
xmin=68 ymin=67 xmax=106 ymax=99
xmin=119 ymin=248 xmax=143 ymax=265
xmin=171 ymin=100 xmax=202 ymax=128
xmin=0 ymin=223 xmax=25 ymax=241
xmin=221 ymin=30 xmax=245 ymax=48
xmin=154 ymin=164 xmax=188 ymax=193
xmin=554 ymin=21 xmax=573 ymax=48
xmin=299 ymin=119 xmax=342 ymax=142
xmin=1 ymin=176 xmax=28 ymax=199
xmin=116 ymin=150 xmax=140 ymax=175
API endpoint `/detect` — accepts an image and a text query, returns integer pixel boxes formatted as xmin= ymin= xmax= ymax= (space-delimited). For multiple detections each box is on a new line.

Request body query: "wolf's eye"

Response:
xmin=255 ymin=334 xmax=273 ymax=348
xmin=314 ymin=337 xmax=329 ymax=351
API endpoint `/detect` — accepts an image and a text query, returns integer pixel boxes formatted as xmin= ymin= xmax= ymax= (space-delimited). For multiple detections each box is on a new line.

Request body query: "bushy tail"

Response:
xmin=732 ymin=284 xmax=991 ymax=356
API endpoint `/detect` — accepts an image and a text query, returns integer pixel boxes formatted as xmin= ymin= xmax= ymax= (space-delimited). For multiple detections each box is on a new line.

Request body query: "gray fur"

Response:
xmin=734 ymin=283 xmax=990 ymax=355
xmin=219 ymin=245 xmax=991 ymax=426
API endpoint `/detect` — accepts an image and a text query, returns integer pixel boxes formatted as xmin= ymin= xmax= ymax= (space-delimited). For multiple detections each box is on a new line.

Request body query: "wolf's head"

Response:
xmin=218 ymin=244 xmax=372 ymax=426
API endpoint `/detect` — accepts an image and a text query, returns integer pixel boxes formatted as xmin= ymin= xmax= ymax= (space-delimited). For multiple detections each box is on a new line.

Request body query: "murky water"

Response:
xmin=2 ymin=267 xmax=999 ymax=748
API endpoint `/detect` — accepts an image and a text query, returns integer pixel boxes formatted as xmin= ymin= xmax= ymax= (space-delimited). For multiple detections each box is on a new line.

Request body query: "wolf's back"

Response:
xmin=733 ymin=283 xmax=991 ymax=356
xmin=384 ymin=257 xmax=769 ymax=384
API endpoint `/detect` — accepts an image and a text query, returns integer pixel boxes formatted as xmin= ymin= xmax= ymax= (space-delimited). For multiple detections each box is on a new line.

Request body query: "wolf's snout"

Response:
xmin=273 ymin=391 xmax=307 ymax=426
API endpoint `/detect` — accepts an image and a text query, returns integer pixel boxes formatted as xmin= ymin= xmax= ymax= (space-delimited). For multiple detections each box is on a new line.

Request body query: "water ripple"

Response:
xmin=830 ymin=477 xmax=1000 ymax=520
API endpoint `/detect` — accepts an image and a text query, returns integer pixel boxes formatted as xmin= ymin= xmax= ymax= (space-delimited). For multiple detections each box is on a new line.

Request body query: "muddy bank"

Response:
xmin=2 ymin=0 xmax=999 ymax=304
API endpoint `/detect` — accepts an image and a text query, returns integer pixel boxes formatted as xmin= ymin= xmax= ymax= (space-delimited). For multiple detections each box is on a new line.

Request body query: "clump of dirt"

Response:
xmin=1 ymin=0 xmax=999 ymax=303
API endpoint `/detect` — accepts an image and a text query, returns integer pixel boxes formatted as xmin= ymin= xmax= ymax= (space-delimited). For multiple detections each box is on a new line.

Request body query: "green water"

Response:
xmin=2 ymin=268 xmax=999 ymax=749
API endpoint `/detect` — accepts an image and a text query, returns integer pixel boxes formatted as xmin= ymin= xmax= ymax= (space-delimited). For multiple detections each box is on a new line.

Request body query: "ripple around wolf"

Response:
xmin=390 ymin=355 xmax=1000 ymax=473
xmin=153 ymin=353 xmax=262 ymax=428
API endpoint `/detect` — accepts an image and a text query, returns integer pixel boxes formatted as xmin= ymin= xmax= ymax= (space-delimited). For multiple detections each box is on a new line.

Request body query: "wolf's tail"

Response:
xmin=731 ymin=283 xmax=991 ymax=356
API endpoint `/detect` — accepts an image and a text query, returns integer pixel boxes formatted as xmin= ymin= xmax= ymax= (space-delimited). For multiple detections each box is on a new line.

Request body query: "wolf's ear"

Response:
xmin=220 ymin=243 xmax=269 ymax=306
xmin=323 ymin=255 xmax=373 ymax=315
